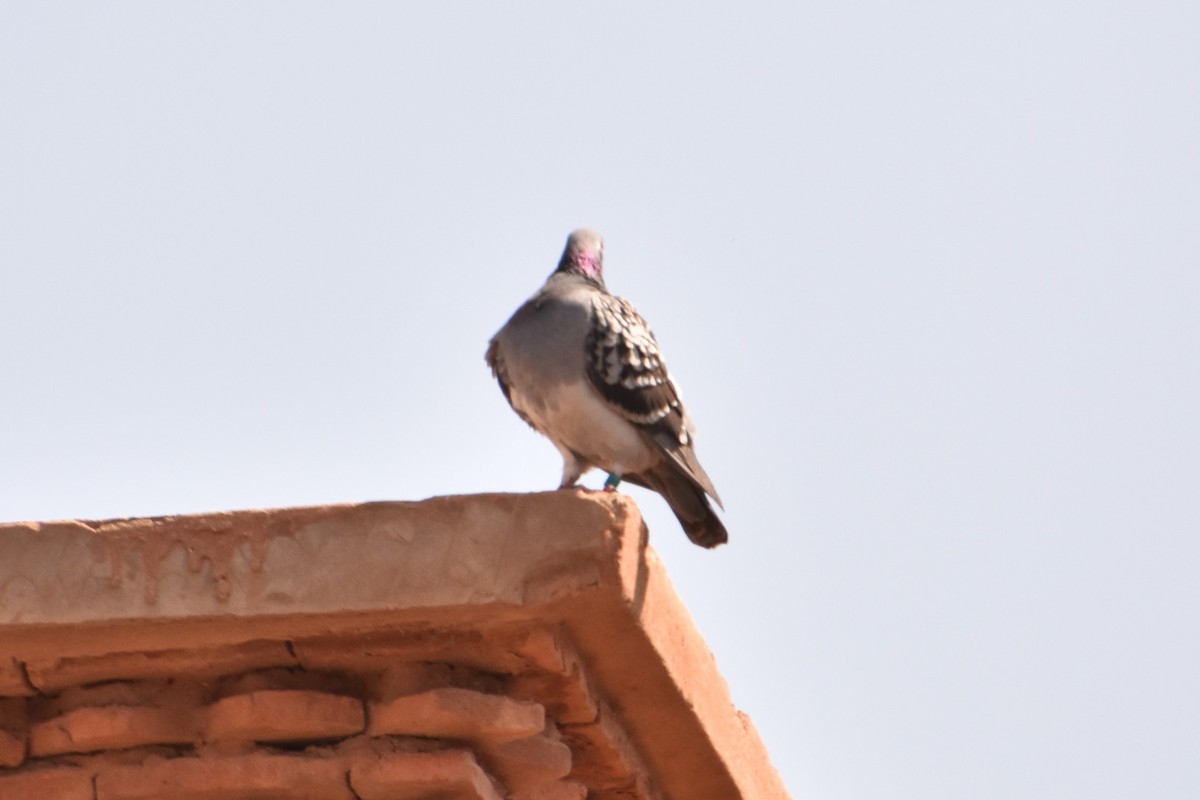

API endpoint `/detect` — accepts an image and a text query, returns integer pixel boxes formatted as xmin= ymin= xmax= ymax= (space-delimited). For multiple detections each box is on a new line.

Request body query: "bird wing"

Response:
xmin=486 ymin=333 xmax=537 ymax=431
xmin=584 ymin=293 xmax=722 ymax=506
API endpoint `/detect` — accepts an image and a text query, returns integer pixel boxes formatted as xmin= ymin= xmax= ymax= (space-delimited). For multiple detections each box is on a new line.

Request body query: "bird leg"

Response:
xmin=557 ymin=448 xmax=587 ymax=490
xmin=603 ymin=473 xmax=622 ymax=492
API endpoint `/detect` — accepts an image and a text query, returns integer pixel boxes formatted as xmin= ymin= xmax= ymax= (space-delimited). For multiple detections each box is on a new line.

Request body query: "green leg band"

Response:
xmin=604 ymin=473 xmax=622 ymax=490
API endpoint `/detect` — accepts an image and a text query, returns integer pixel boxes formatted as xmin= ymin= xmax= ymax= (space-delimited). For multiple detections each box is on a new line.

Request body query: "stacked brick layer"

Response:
xmin=0 ymin=630 xmax=627 ymax=799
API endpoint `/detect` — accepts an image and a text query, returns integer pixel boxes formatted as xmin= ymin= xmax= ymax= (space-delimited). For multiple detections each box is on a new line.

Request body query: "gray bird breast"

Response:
xmin=494 ymin=284 xmax=658 ymax=477
xmin=498 ymin=293 xmax=592 ymax=395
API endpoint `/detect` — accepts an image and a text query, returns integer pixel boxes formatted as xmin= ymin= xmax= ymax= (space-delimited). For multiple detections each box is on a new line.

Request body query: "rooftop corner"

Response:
xmin=0 ymin=491 xmax=789 ymax=800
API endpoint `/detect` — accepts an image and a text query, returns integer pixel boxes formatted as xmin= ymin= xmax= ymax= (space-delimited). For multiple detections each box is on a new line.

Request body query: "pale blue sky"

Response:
xmin=2 ymin=3 xmax=1199 ymax=797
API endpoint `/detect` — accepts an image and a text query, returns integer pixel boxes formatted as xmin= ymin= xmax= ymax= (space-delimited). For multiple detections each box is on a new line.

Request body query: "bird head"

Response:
xmin=554 ymin=229 xmax=605 ymax=285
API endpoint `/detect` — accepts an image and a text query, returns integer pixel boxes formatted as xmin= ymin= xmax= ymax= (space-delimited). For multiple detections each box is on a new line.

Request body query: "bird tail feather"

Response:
xmin=631 ymin=464 xmax=728 ymax=548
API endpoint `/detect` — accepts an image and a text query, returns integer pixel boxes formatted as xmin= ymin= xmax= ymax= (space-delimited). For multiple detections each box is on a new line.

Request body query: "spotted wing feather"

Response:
xmin=585 ymin=294 xmax=722 ymax=506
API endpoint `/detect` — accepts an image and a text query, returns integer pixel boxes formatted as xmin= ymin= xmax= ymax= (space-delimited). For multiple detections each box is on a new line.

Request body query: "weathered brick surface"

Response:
xmin=217 ymin=667 xmax=360 ymax=696
xmin=0 ymin=697 xmax=28 ymax=767
xmin=294 ymin=629 xmax=537 ymax=677
xmin=0 ymin=658 xmax=35 ymax=697
xmin=589 ymin=778 xmax=660 ymax=800
xmin=369 ymin=687 xmax=544 ymax=743
xmin=509 ymin=664 xmax=598 ymax=725
xmin=95 ymin=753 xmax=353 ymax=800
xmin=0 ymin=697 xmax=30 ymax=728
xmin=1 ymin=495 xmax=792 ymax=800
xmin=205 ymin=689 xmax=364 ymax=743
xmin=40 ymin=678 xmax=203 ymax=717
xmin=373 ymin=662 xmax=504 ymax=700
xmin=514 ymin=780 xmax=589 ymax=800
xmin=560 ymin=707 xmax=646 ymax=790
xmin=0 ymin=728 xmax=26 ymax=768
xmin=485 ymin=734 xmax=574 ymax=793
xmin=27 ymin=640 xmax=297 ymax=693
xmin=30 ymin=705 xmax=195 ymax=756
xmin=350 ymin=749 xmax=504 ymax=800
xmin=508 ymin=628 xmax=567 ymax=673
xmin=0 ymin=766 xmax=95 ymax=800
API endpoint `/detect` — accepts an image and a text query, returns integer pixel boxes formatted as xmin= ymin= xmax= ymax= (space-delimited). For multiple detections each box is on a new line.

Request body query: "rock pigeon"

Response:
xmin=486 ymin=229 xmax=727 ymax=548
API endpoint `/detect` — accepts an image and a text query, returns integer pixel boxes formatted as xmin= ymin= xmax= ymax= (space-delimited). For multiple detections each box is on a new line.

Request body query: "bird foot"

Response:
xmin=559 ymin=483 xmax=619 ymax=496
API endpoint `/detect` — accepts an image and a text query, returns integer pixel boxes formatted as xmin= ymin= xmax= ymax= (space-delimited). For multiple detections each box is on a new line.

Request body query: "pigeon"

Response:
xmin=486 ymin=229 xmax=727 ymax=548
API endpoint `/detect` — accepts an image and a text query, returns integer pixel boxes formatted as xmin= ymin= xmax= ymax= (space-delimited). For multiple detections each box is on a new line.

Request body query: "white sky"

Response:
xmin=2 ymin=3 xmax=1198 ymax=797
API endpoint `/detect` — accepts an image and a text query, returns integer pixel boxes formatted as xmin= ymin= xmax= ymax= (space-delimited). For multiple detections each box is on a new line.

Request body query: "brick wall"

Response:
xmin=0 ymin=493 xmax=790 ymax=799
xmin=0 ymin=629 xmax=648 ymax=799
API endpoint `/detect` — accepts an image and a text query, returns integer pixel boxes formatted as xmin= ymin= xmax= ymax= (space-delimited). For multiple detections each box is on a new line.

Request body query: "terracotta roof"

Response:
xmin=0 ymin=491 xmax=789 ymax=799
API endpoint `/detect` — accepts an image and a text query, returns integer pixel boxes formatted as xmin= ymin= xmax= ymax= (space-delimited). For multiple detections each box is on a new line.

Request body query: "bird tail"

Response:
xmin=631 ymin=464 xmax=728 ymax=548
xmin=678 ymin=503 xmax=729 ymax=549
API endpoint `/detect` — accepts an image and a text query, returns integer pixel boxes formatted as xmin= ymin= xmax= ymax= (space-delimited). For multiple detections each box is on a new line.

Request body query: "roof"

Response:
xmin=0 ymin=491 xmax=789 ymax=799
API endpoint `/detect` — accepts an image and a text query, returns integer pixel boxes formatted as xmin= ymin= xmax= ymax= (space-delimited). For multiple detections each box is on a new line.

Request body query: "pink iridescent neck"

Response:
xmin=574 ymin=252 xmax=602 ymax=280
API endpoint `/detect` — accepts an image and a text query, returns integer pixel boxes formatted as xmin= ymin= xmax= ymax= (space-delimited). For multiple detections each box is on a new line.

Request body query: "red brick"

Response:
xmin=0 ymin=657 xmax=35 ymax=697
xmin=0 ymin=728 xmax=26 ymax=767
xmin=0 ymin=696 xmax=28 ymax=726
xmin=217 ymin=667 xmax=358 ymax=696
xmin=509 ymin=628 xmax=567 ymax=673
xmin=369 ymin=687 xmax=543 ymax=743
xmin=0 ymin=766 xmax=94 ymax=800
xmin=27 ymin=640 xmax=297 ymax=694
xmin=484 ymin=734 xmax=573 ymax=793
xmin=513 ymin=781 xmax=589 ymax=800
xmin=29 ymin=705 xmax=196 ymax=756
xmin=205 ymin=689 xmax=363 ymax=743
xmin=372 ymin=662 xmax=454 ymax=698
xmin=40 ymin=678 xmax=202 ymax=716
xmin=294 ymin=630 xmax=534 ymax=676
xmin=349 ymin=749 xmax=504 ymax=800
xmin=508 ymin=633 xmax=598 ymax=726
xmin=0 ymin=697 xmax=28 ymax=767
xmin=95 ymin=753 xmax=353 ymax=800
xmin=373 ymin=662 xmax=504 ymax=700
xmin=509 ymin=664 xmax=598 ymax=726
xmin=558 ymin=702 xmax=652 ymax=791
xmin=588 ymin=777 xmax=659 ymax=800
